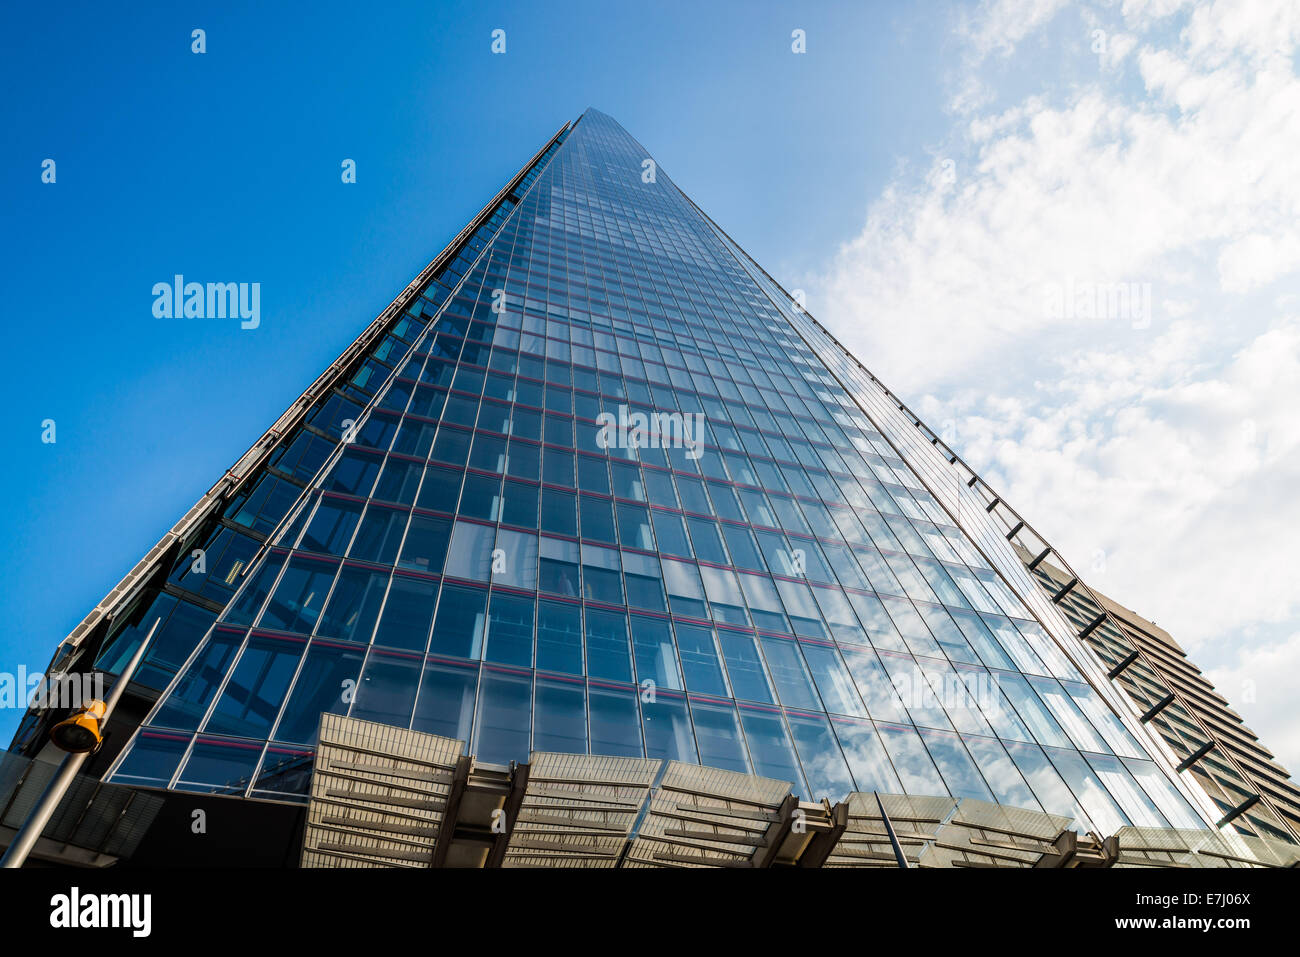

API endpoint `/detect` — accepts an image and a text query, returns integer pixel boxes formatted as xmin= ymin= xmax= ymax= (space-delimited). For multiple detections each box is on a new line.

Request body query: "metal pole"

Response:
xmin=875 ymin=791 xmax=910 ymax=869
xmin=1 ymin=618 xmax=159 ymax=869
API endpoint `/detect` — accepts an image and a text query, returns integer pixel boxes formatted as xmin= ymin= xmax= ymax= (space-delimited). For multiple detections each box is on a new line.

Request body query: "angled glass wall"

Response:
xmin=106 ymin=110 xmax=1219 ymax=839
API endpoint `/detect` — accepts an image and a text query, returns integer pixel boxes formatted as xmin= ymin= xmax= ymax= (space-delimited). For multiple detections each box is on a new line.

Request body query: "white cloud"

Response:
xmin=809 ymin=0 xmax=1300 ymax=771
xmin=1218 ymin=232 xmax=1300 ymax=292
xmin=1205 ymin=631 xmax=1300 ymax=777
xmin=963 ymin=0 xmax=1073 ymax=60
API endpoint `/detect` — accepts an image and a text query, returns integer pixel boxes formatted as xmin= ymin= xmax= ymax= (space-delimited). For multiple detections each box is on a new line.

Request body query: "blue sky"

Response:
xmin=4 ymin=0 xmax=1299 ymax=771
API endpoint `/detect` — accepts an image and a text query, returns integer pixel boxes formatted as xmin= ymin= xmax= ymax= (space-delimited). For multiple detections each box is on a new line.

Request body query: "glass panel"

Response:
xmin=787 ymin=711 xmax=856 ymax=802
xmin=672 ymin=623 xmax=729 ymax=696
xmin=737 ymin=704 xmax=808 ymax=796
xmin=429 ymin=583 xmax=487 ymax=659
xmin=1004 ymin=740 xmax=1092 ymax=829
xmin=222 ymin=553 xmax=285 ymax=627
xmin=175 ymin=737 xmax=262 ymax=795
xmin=759 ymin=637 xmax=822 ymax=711
xmin=483 ymin=592 xmax=535 ymax=667
xmin=876 ymin=723 xmax=948 ymax=796
xmin=412 ymin=657 xmax=478 ymax=742
xmin=444 ymin=520 xmax=495 ymax=581
xmin=630 ymin=615 xmax=683 ymax=691
xmin=533 ymin=675 xmax=587 ymax=754
xmin=839 ymin=647 xmax=908 ymax=723
xmin=690 ymin=698 xmax=751 ymax=773
xmin=641 ymin=689 xmax=697 ymax=762
xmin=800 ymin=642 xmax=868 ymax=717
xmin=718 ymin=631 xmax=775 ymax=704
xmin=151 ymin=629 xmax=244 ymax=731
xmin=585 ymin=607 xmax=632 ymax=682
xmin=372 ymin=574 xmax=437 ymax=652
xmin=275 ymin=640 xmax=366 ymax=744
xmin=1045 ymin=746 xmax=1131 ymax=835
xmin=473 ymin=667 xmax=533 ymax=765
xmin=398 ymin=514 xmax=451 ymax=573
xmin=588 ymin=682 xmax=644 ymax=757
xmin=831 ymin=716 xmax=902 ymax=793
xmin=317 ymin=565 xmax=387 ymax=643
xmin=963 ymin=734 xmax=1041 ymax=811
xmin=205 ymin=635 xmax=304 ymax=739
xmin=350 ymin=649 xmax=422 ymax=728
xmin=112 ymin=730 xmax=190 ymax=787
xmin=918 ymin=728 xmax=993 ymax=802
xmin=535 ymin=600 xmax=583 ymax=675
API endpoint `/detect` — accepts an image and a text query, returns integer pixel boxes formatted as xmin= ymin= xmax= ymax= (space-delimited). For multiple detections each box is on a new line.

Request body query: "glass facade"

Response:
xmin=105 ymin=110 xmax=1219 ymax=837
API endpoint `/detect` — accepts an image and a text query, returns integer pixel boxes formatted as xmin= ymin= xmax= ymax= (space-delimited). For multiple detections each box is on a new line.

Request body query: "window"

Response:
xmin=458 ymin=473 xmax=502 ymax=521
xmin=372 ymin=574 xmax=436 ymax=651
xmin=539 ymin=536 xmax=580 ymax=596
xmin=152 ymin=628 xmax=244 ymax=731
xmin=542 ymin=447 xmax=574 ymax=485
xmin=412 ymin=658 xmax=478 ymax=741
xmin=473 ymin=668 xmax=532 ymax=765
xmin=800 ymin=643 xmax=867 ymax=717
xmin=685 ymin=518 xmax=727 ymax=566
xmin=579 ymin=494 xmax=616 ymax=544
xmin=630 ymin=615 xmax=682 ymax=691
xmin=501 ymin=480 xmax=539 ymax=528
xmin=373 ymin=457 xmax=424 ymax=505
xmin=759 ymin=637 xmax=821 ymax=711
xmin=533 ymin=676 xmax=587 ymax=753
xmin=429 ymin=583 xmax=487 ymax=659
xmin=398 ymin=514 xmax=451 ymax=573
xmin=581 ymin=544 xmax=623 ymax=604
xmin=416 ymin=465 xmax=463 ymax=513
xmin=443 ymin=521 xmax=495 ymax=581
xmin=260 ymin=557 xmax=337 ymax=634
xmin=484 ymin=592 xmax=534 ymax=667
xmin=540 ymin=487 xmax=577 ymax=537
xmin=588 ymin=682 xmax=643 ymax=757
xmin=641 ymin=690 xmax=696 ymax=762
xmin=349 ymin=505 xmax=408 ymax=564
xmin=204 ymin=635 xmax=304 ymax=739
xmin=585 ymin=608 xmax=632 ymax=682
xmin=536 ymin=600 xmax=583 ymax=675
xmin=650 ymin=509 xmax=691 ymax=557
xmin=351 ymin=650 xmax=421 ymax=728
xmin=506 ymin=439 xmax=540 ymax=480
xmin=577 ymin=455 xmax=611 ymax=494
xmin=831 ymin=717 xmax=902 ymax=794
xmin=112 ymin=731 xmax=190 ymax=788
xmin=610 ymin=460 xmax=645 ymax=500
xmin=300 ymin=498 xmax=362 ymax=555
xmin=616 ymin=503 xmax=654 ymax=549
xmin=622 ymin=551 xmax=665 ymax=612
xmin=673 ymin=623 xmax=728 ymax=696
xmin=276 ymin=640 xmax=366 ymax=744
xmin=175 ymin=737 xmax=262 ymax=795
xmin=690 ymin=699 xmax=750 ymax=773
xmin=468 ymin=433 xmax=507 ymax=473
xmin=787 ymin=712 xmax=856 ymax=802
xmin=738 ymin=705 xmax=807 ymax=797
xmin=223 ymin=553 xmax=285 ymax=627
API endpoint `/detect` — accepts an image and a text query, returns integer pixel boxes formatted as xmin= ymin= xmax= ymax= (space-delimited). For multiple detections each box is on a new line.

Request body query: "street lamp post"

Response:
xmin=0 ymin=618 xmax=159 ymax=869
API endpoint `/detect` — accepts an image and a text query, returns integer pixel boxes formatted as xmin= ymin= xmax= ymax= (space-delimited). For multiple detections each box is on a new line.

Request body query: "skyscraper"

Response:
xmin=7 ymin=109 xmax=1289 ymax=867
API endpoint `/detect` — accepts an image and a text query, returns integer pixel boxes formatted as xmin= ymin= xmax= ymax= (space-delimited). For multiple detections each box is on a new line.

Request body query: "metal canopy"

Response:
xmin=300 ymin=713 xmax=465 ymax=868
xmin=501 ymin=752 xmax=659 ymax=868
xmin=298 ymin=716 xmax=1298 ymax=869
xmin=1111 ymin=825 xmax=1300 ymax=868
